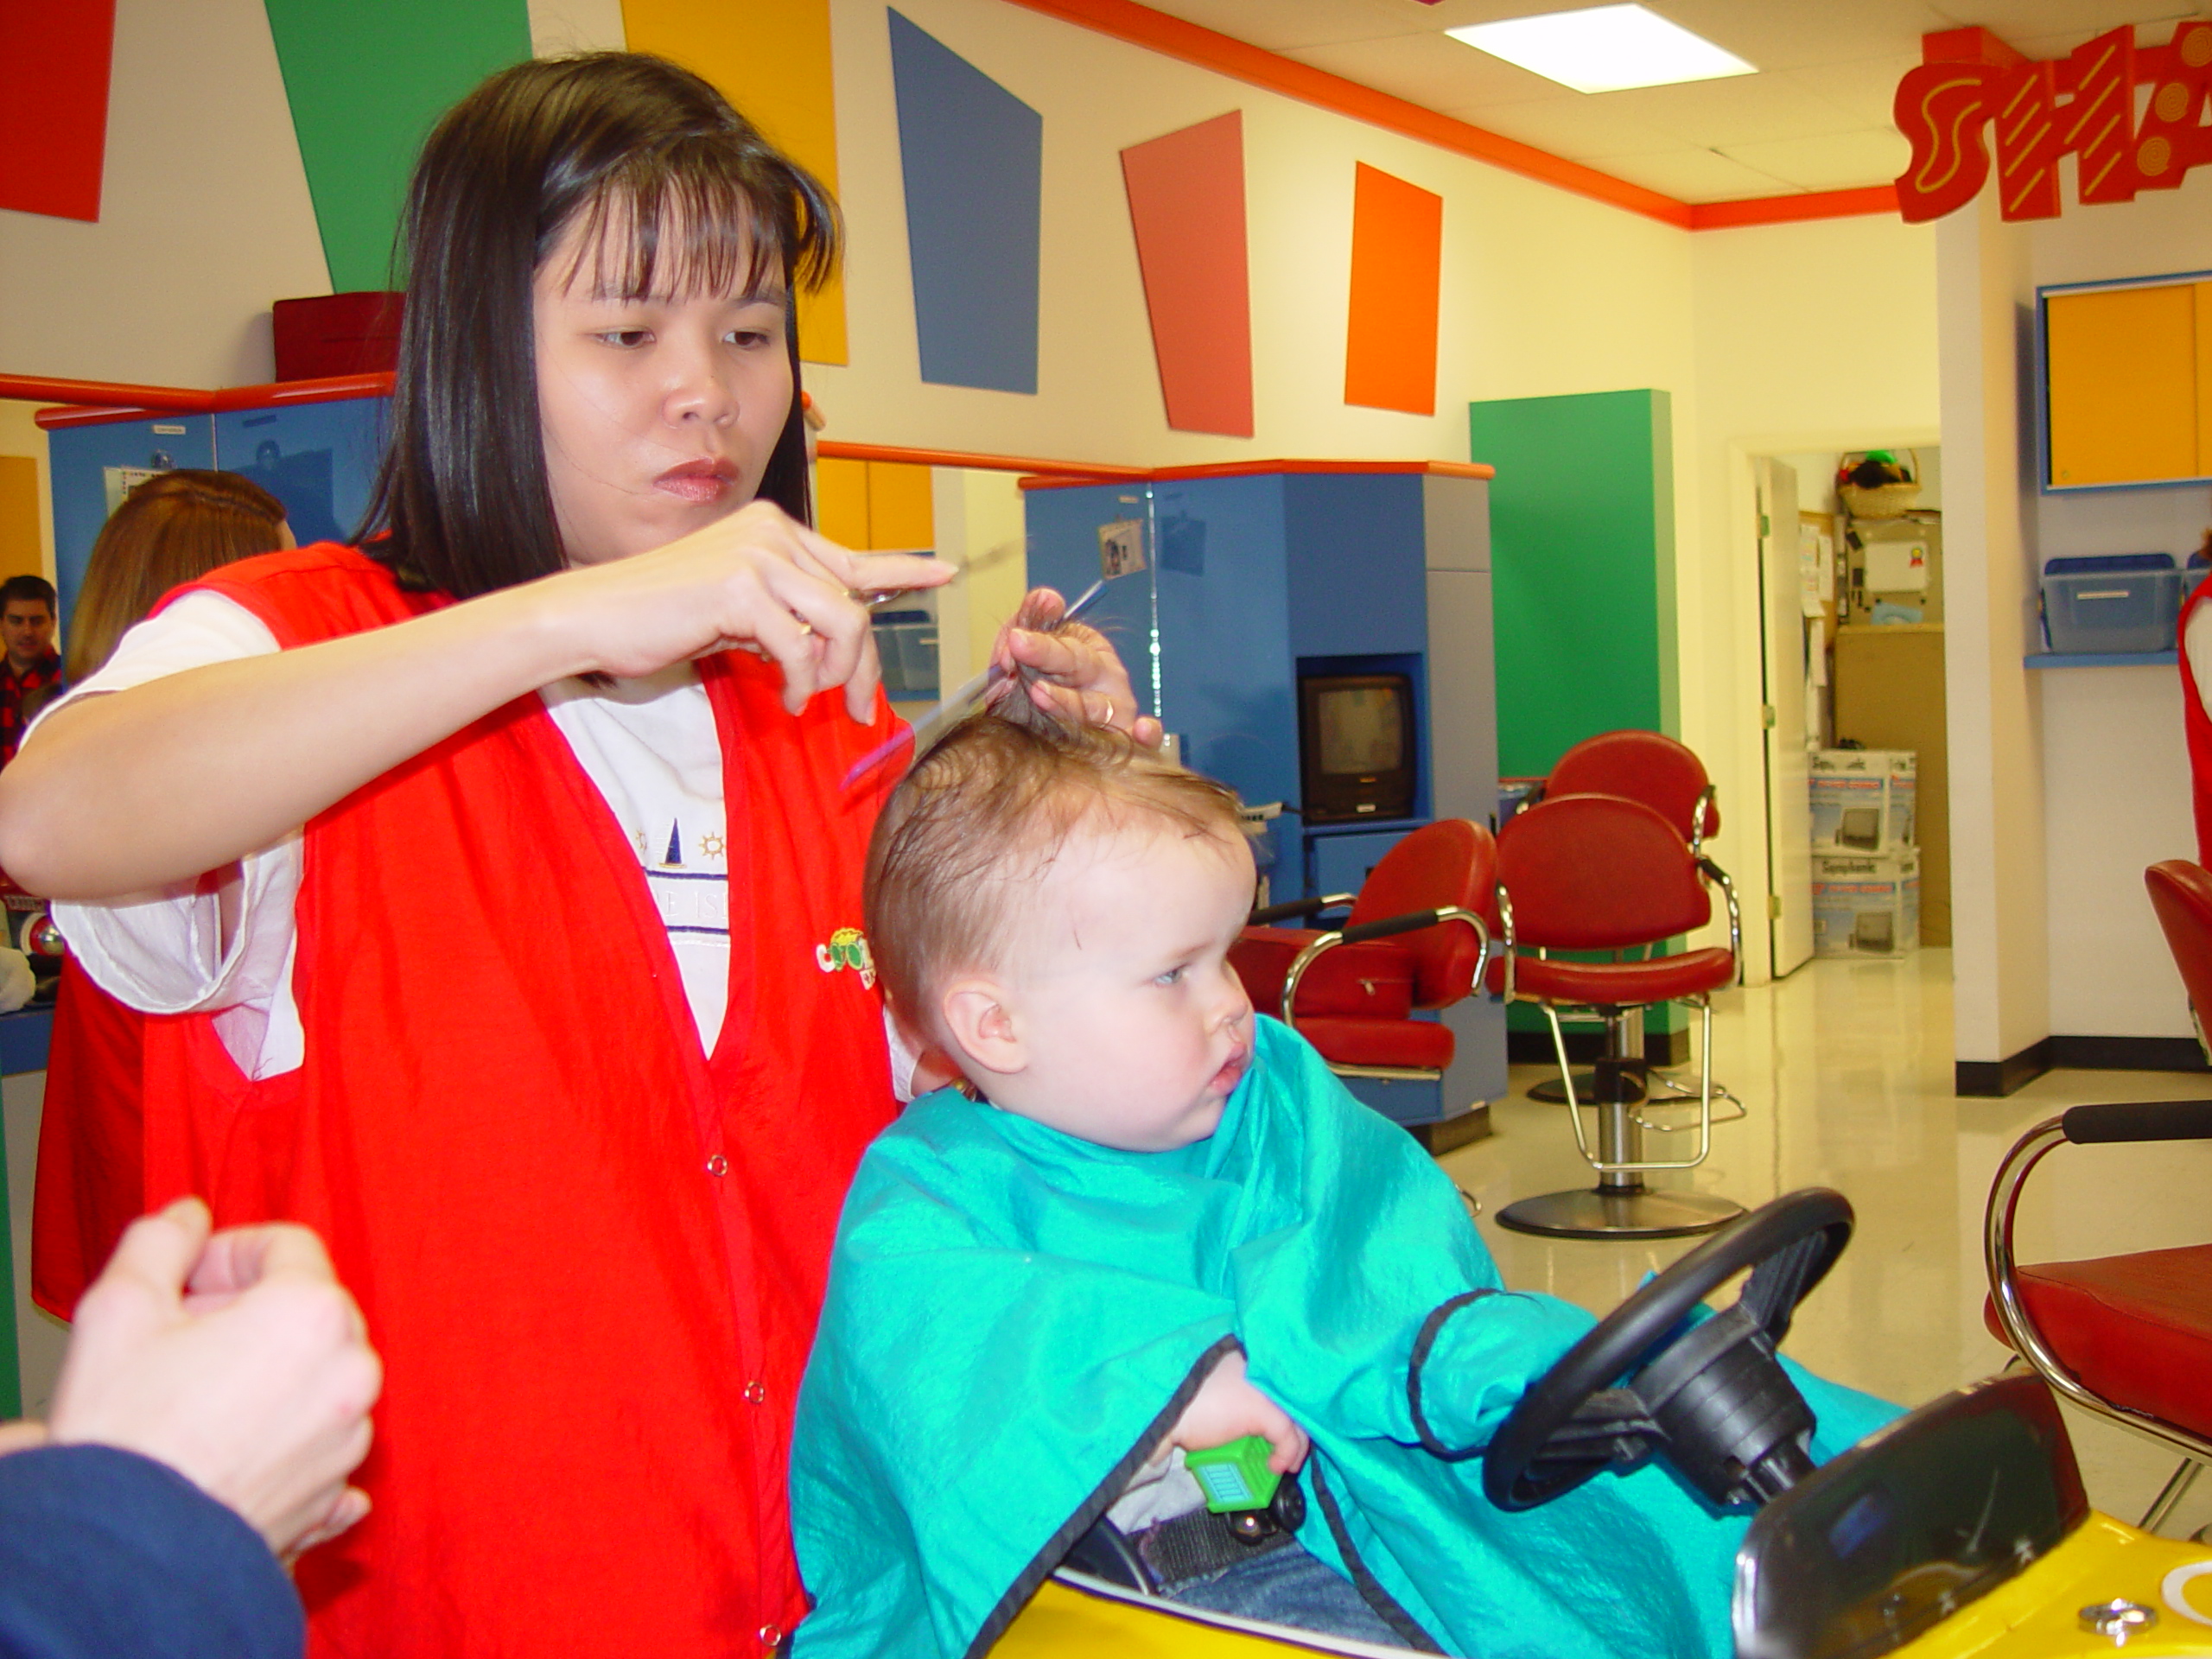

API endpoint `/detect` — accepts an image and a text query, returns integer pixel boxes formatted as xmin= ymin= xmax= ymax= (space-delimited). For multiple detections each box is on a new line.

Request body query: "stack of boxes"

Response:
xmin=1809 ymin=751 xmax=1919 ymax=957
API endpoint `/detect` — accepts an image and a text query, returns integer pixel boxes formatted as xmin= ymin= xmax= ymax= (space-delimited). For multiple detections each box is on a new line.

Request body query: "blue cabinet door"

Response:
xmin=47 ymin=416 xmax=217 ymax=628
xmin=213 ymin=397 xmax=385 ymax=550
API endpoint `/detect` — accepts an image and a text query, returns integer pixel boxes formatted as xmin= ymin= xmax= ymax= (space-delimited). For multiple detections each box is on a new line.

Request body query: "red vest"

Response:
xmin=140 ymin=545 xmax=898 ymax=1656
xmin=31 ymin=957 xmax=147 ymax=1319
xmin=2180 ymin=571 xmax=2212 ymax=866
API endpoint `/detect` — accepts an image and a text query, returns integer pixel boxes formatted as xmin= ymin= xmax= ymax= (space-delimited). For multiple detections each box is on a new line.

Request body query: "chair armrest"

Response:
xmin=1248 ymin=893 xmax=1357 ymax=927
xmin=1279 ymin=908 xmax=1489 ymax=1026
xmin=2061 ymin=1099 xmax=2212 ymax=1143
xmin=1696 ymin=856 xmax=1742 ymax=988
xmin=1984 ymin=1110 xmax=2212 ymax=1465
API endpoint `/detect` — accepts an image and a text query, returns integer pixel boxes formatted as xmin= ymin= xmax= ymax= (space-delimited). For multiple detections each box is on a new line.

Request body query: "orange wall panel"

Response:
xmin=1120 ymin=112 xmax=1253 ymax=437
xmin=1343 ymin=163 xmax=1442 ymax=416
xmin=0 ymin=457 xmax=41 ymax=581
xmin=815 ymin=456 xmax=870 ymax=548
xmin=621 ymin=0 xmax=849 ymax=365
xmin=865 ymin=462 xmax=935 ymax=550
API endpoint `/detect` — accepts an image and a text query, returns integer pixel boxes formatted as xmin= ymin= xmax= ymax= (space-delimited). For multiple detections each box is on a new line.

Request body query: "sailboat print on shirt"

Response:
xmin=644 ymin=816 xmax=729 ymax=938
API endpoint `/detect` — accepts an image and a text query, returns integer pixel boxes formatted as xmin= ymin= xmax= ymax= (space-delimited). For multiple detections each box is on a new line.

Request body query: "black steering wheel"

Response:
xmin=1483 ymin=1188 xmax=1853 ymax=1514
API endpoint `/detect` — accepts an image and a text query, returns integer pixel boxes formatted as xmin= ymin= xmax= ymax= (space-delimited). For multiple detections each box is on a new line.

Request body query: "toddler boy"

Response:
xmin=791 ymin=709 xmax=1891 ymax=1659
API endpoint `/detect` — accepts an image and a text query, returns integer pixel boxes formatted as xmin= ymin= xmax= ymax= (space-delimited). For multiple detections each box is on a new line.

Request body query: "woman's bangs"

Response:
xmin=560 ymin=143 xmax=828 ymax=302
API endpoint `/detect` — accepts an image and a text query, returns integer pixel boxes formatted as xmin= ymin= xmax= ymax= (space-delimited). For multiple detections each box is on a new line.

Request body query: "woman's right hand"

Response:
xmin=538 ymin=500 xmax=950 ymax=721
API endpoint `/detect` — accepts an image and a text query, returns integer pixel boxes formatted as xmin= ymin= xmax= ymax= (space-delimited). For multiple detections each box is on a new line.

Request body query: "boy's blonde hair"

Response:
xmin=864 ymin=703 xmax=1245 ymax=1044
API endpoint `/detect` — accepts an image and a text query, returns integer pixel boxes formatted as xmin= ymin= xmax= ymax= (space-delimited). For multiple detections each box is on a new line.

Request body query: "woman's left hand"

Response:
xmin=994 ymin=588 xmax=1164 ymax=748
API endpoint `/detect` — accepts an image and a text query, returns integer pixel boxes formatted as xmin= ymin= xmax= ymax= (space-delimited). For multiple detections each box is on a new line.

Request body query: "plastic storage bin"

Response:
xmin=2040 ymin=554 xmax=2185 ymax=654
xmin=872 ymin=610 xmax=939 ymax=702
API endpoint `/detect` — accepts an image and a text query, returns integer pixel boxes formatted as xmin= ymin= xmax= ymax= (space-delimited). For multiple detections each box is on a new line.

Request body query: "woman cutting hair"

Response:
xmin=0 ymin=54 xmax=1144 ymax=1657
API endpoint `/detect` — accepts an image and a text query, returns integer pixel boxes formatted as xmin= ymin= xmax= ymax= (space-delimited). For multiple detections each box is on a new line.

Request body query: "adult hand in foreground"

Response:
xmin=48 ymin=1198 xmax=383 ymax=1560
xmin=995 ymin=588 xmax=1166 ymax=749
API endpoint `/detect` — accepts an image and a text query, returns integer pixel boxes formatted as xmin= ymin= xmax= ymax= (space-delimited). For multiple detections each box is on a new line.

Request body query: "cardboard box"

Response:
xmin=1810 ymin=749 xmax=1916 ymax=851
xmin=1812 ymin=847 xmax=1920 ymax=958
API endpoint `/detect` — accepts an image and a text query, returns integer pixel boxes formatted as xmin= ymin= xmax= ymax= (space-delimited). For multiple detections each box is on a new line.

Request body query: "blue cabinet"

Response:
xmin=1025 ymin=465 xmax=1505 ymax=1117
xmin=46 ymin=396 xmax=385 ymax=631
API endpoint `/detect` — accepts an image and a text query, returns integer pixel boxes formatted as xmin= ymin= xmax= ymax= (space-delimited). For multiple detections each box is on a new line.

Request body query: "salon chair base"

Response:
xmin=1497 ymin=1184 xmax=1744 ymax=1240
xmin=1527 ymin=1070 xmax=1646 ymax=1105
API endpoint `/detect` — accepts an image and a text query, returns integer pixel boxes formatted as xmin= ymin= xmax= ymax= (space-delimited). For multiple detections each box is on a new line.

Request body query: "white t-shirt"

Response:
xmin=45 ymin=591 xmax=738 ymax=1077
xmin=2186 ymin=602 xmax=2212 ymax=718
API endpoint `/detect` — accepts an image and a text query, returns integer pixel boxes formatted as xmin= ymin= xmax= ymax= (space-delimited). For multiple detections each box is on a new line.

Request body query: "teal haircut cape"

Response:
xmin=791 ymin=1017 xmax=1895 ymax=1659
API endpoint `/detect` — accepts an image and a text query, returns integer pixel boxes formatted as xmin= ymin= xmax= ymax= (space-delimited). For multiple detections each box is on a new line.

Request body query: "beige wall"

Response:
xmin=1681 ymin=216 xmax=1941 ymax=978
xmin=3 ymin=0 xmax=1947 ymax=980
xmin=0 ymin=0 xmax=327 ymax=389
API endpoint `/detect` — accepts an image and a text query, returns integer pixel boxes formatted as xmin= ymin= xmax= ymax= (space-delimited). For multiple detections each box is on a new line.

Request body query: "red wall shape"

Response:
xmin=1120 ymin=111 xmax=1254 ymax=438
xmin=0 ymin=0 xmax=116 ymax=221
xmin=1344 ymin=162 xmax=1442 ymax=416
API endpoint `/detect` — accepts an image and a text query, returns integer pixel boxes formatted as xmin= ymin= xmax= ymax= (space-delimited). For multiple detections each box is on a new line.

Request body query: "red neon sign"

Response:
xmin=1894 ymin=21 xmax=2212 ymax=222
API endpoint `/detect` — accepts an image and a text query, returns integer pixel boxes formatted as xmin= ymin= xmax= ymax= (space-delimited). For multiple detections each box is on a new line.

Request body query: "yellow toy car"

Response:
xmin=989 ymin=1191 xmax=2212 ymax=1658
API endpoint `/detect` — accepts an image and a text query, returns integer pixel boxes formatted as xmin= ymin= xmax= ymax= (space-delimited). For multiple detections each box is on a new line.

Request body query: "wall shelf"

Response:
xmin=2024 ymin=650 xmax=2178 ymax=668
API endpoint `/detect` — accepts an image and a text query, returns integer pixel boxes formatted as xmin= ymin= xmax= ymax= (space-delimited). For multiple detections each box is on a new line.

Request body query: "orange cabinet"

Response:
xmin=2044 ymin=275 xmax=2212 ymax=488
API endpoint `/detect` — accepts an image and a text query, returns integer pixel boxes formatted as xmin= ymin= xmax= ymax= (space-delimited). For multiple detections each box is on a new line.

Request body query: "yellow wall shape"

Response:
xmin=0 ymin=457 xmax=42 ymax=582
xmin=2045 ymin=283 xmax=2198 ymax=486
xmin=814 ymin=456 xmax=869 ymax=549
xmin=620 ymin=0 xmax=849 ymax=365
xmin=865 ymin=462 xmax=934 ymax=551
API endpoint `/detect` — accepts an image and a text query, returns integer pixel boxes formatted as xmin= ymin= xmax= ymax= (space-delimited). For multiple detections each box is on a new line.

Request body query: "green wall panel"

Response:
xmin=1470 ymin=388 xmax=1677 ymax=779
xmin=264 ymin=0 xmax=534 ymax=293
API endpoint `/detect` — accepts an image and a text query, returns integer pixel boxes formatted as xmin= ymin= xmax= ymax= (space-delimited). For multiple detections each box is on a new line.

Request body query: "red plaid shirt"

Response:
xmin=0 ymin=652 xmax=61 ymax=766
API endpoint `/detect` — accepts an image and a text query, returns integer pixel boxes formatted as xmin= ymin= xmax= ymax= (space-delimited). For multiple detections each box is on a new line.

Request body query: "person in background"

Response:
xmin=0 ymin=1196 xmax=381 ymax=1659
xmin=0 ymin=575 xmax=61 ymax=766
xmin=32 ymin=472 xmax=292 ymax=1321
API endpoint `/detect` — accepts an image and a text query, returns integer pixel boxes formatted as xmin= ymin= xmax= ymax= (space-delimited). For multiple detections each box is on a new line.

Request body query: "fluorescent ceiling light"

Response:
xmin=1446 ymin=4 xmax=1756 ymax=95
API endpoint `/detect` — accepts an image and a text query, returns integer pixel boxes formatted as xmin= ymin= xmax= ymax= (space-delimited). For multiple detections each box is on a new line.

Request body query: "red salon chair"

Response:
xmin=1526 ymin=730 xmax=1724 ymax=1108
xmin=1486 ymin=793 xmax=1746 ymax=1240
xmin=1984 ymin=1097 xmax=2212 ymax=1534
xmin=1230 ymin=819 xmax=1492 ymax=1097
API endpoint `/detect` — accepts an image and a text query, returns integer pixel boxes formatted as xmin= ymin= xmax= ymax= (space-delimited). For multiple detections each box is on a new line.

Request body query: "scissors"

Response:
xmin=842 ymin=577 xmax=1113 ymax=789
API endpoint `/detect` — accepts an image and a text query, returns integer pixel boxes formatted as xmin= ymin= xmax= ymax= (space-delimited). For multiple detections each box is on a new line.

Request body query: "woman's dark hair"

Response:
xmin=357 ymin=53 xmax=840 ymax=598
xmin=68 ymin=471 xmax=288 ymax=681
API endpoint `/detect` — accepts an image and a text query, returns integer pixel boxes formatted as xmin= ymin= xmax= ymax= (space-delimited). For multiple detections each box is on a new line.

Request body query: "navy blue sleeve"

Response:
xmin=0 ymin=1443 xmax=302 ymax=1659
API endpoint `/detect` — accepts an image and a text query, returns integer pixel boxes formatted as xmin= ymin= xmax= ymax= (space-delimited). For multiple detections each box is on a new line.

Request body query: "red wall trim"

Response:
xmin=999 ymin=0 xmax=1898 ymax=232
xmin=1688 ymin=184 xmax=1902 ymax=231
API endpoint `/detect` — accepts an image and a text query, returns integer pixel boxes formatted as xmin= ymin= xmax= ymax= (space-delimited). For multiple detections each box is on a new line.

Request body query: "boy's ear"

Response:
xmin=940 ymin=976 xmax=1025 ymax=1077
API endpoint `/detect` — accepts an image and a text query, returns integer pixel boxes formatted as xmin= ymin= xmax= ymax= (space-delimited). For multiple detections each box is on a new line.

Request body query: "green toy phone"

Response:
xmin=1184 ymin=1435 xmax=1281 ymax=1513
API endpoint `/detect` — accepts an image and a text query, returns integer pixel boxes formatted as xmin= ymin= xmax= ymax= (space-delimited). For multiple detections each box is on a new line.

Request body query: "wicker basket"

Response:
xmin=1840 ymin=448 xmax=1922 ymax=518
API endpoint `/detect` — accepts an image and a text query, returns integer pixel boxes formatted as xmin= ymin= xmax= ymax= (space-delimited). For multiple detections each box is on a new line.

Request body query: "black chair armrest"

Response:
xmin=1340 ymin=908 xmax=1449 ymax=945
xmin=1248 ymin=893 xmax=1356 ymax=927
xmin=2061 ymin=1099 xmax=2212 ymax=1144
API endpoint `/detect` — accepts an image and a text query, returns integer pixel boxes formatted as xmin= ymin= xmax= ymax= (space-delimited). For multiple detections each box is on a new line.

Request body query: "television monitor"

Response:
xmin=1299 ymin=673 xmax=1416 ymax=823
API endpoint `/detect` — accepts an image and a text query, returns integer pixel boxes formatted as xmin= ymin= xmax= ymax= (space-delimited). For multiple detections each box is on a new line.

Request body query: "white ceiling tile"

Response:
xmin=1556 ymin=71 xmax=1869 ymax=147
xmin=1447 ymin=92 xmax=1694 ymax=158
xmin=1586 ymin=145 xmax=1802 ymax=200
xmin=1118 ymin=0 xmax=2212 ymax=199
xmin=1776 ymin=54 xmax=1926 ymax=130
xmin=1286 ymin=30 xmax=1567 ymax=106
xmin=1717 ymin=127 xmax=1915 ymax=191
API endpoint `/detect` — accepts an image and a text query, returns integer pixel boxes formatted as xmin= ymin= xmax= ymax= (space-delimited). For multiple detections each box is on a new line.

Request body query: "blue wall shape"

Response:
xmin=886 ymin=10 xmax=1041 ymax=395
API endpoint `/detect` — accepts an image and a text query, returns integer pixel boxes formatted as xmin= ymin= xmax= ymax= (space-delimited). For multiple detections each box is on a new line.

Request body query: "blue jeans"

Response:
xmin=1159 ymin=1539 xmax=1414 ymax=1648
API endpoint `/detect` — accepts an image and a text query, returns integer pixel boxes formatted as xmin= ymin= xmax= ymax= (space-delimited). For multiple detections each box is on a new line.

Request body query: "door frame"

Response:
xmin=1718 ymin=429 xmax=1941 ymax=986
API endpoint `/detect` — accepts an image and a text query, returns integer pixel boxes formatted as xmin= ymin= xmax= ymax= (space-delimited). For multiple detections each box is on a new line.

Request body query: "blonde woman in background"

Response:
xmin=32 ymin=471 xmax=290 ymax=1320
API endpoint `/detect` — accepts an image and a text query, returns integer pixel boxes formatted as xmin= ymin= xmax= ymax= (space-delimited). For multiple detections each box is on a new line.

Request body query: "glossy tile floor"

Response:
xmin=1439 ymin=948 xmax=2212 ymax=1539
